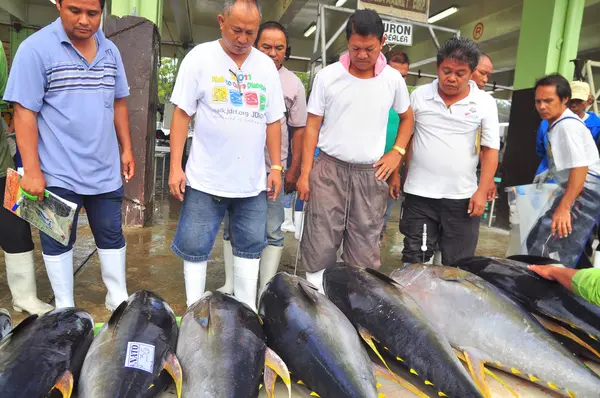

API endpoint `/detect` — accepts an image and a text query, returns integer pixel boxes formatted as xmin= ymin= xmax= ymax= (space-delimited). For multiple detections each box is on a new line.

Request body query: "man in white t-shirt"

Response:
xmin=400 ymin=37 xmax=500 ymax=266
xmin=219 ymin=21 xmax=308 ymax=296
xmin=168 ymin=0 xmax=285 ymax=310
xmin=526 ymin=74 xmax=600 ymax=268
xmin=296 ymin=9 xmax=414 ymax=292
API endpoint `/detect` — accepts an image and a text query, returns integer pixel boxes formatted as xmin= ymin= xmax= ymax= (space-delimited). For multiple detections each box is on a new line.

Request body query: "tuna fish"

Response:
xmin=177 ymin=291 xmax=290 ymax=398
xmin=78 ymin=290 xmax=182 ymax=398
xmin=0 ymin=308 xmax=94 ymax=397
xmin=323 ymin=265 xmax=483 ymax=398
xmin=392 ymin=265 xmax=600 ymax=398
xmin=453 ymin=256 xmax=600 ymax=339
xmin=0 ymin=309 xmax=10 ymax=341
xmin=259 ymin=272 xmax=379 ymax=398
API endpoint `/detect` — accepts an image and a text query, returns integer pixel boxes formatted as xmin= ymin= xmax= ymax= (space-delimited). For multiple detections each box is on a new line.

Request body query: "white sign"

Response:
xmin=124 ymin=342 xmax=155 ymax=374
xmin=384 ymin=21 xmax=413 ymax=46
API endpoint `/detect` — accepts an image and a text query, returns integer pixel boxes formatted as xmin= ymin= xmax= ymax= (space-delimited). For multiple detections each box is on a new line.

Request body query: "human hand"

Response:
xmin=486 ymin=181 xmax=497 ymax=202
xmin=374 ymin=151 xmax=402 ymax=181
xmin=388 ymin=172 xmax=401 ymax=200
xmin=169 ymin=166 xmax=186 ymax=202
xmin=533 ymin=170 xmax=550 ymax=188
xmin=551 ymin=205 xmax=571 ymax=238
xmin=121 ymin=150 xmax=135 ymax=182
xmin=267 ymin=171 xmax=282 ymax=201
xmin=297 ymin=172 xmax=310 ymax=201
xmin=20 ymin=169 xmax=46 ymax=201
xmin=528 ymin=265 xmax=557 ymax=281
xmin=284 ymin=165 xmax=301 ymax=193
xmin=468 ymin=189 xmax=487 ymax=217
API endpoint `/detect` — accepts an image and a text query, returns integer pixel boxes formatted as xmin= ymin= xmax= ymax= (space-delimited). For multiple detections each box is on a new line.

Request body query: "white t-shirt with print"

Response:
xmin=307 ymin=62 xmax=410 ymax=164
xmin=170 ymin=40 xmax=285 ymax=198
xmin=547 ymin=108 xmax=600 ymax=185
xmin=403 ymin=79 xmax=500 ymax=200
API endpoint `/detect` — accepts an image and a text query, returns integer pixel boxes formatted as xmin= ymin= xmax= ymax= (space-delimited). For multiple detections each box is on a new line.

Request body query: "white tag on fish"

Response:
xmin=124 ymin=342 xmax=155 ymax=374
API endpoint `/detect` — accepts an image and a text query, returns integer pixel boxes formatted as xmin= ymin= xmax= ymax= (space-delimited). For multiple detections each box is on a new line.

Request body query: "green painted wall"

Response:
xmin=110 ymin=0 xmax=164 ymax=30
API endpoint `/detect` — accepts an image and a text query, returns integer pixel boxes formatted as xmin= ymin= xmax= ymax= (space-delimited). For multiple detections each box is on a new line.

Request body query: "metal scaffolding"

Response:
xmin=308 ymin=3 xmax=460 ymax=90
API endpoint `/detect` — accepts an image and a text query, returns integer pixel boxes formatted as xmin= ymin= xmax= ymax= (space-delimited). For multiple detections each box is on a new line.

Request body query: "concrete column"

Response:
xmin=110 ymin=0 xmax=164 ymax=31
xmin=496 ymin=0 xmax=585 ymax=229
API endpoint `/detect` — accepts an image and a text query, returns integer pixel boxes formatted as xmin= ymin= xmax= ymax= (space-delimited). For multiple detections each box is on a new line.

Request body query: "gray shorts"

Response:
xmin=300 ymin=152 xmax=388 ymax=272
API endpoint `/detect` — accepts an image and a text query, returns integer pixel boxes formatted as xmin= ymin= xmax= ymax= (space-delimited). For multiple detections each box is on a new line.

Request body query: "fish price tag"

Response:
xmin=124 ymin=342 xmax=155 ymax=374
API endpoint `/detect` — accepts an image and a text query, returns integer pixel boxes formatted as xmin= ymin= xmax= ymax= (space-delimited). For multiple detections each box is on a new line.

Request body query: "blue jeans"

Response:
xmin=172 ymin=187 xmax=268 ymax=261
xmin=40 ymin=186 xmax=126 ymax=256
xmin=223 ymin=176 xmax=284 ymax=247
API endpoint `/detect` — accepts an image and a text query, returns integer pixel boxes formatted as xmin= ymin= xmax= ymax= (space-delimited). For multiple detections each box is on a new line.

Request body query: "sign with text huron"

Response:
xmin=383 ymin=20 xmax=413 ymax=46
xmin=358 ymin=0 xmax=430 ymax=23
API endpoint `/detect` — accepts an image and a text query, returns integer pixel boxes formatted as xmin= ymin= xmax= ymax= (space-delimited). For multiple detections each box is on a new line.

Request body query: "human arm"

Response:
xmin=551 ymin=166 xmax=587 ymax=238
xmin=114 ymin=98 xmax=134 ymax=182
xmin=168 ymin=107 xmax=191 ymax=201
xmin=527 ymin=265 xmax=577 ymax=292
xmin=572 ymin=268 xmax=600 ymax=306
xmin=14 ymin=104 xmax=45 ymax=199
xmin=285 ymin=126 xmax=305 ymax=193
xmin=297 ymin=113 xmax=322 ymax=201
xmin=265 ymin=121 xmax=282 ymax=201
xmin=470 ymin=95 xmax=500 ymax=216
xmin=480 ymin=151 xmax=497 ymax=201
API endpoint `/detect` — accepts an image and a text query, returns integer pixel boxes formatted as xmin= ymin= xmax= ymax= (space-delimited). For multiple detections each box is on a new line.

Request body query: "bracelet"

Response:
xmin=392 ymin=145 xmax=406 ymax=156
xmin=271 ymin=165 xmax=283 ymax=172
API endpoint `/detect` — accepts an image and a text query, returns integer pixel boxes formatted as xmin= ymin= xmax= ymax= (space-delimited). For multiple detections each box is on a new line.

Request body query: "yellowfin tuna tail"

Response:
xmin=264 ymin=347 xmax=292 ymax=398
xmin=163 ymin=351 xmax=183 ymax=398
xmin=51 ymin=370 xmax=74 ymax=398
xmin=360 ymin=328 xmax=428 ymax=398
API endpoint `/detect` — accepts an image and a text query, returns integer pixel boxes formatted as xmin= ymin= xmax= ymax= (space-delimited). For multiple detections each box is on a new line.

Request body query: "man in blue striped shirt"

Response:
xmin=3 ymin=0 xmax=134 ymax=310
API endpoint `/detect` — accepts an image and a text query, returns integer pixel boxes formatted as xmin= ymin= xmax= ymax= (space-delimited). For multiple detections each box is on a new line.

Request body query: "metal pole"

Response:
xmin=428 ymin=25 xmax=440 ymax=49
xmin=320 ymin=6 xmax=327 ymax=68
xmin=325 ymin=18 xmax=349 ymax=52
xmin=308 ymin=6 xmax=322 ymax=90
xmin=586 ymin=62 xmax=598 ymax=114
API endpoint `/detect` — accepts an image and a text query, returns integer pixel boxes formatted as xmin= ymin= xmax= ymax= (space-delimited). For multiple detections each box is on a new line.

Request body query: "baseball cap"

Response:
xmin=570 ymin=81 xmax=591 ymax=101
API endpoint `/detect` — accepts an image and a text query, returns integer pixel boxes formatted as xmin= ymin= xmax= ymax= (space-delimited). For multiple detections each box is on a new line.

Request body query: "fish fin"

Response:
xmin=309 ymin=392 xmax=320 ymax=397
xmin=506 ymin=255 xmax=563 ymax=265
xmin=378 ymin=394 xmax=386 ymax=398
xmin=298 ymin=282 xmax=319 ymax=304
xmin=364 ymin=268 xmax=401 ymax=287
xmin=264 ymin=347 xmax=291 ymax=398
xmin=107 ymin=300 xmax=128 ymax=331
xmin=6 ymin=313 xmax=38 ymax=338
xmin=163 ymin=352 xmax=183 ymax=398
xmin=51 ymin=370 xmax=73 ymax=398
xmin=463 ymin=350 xmax=492 ymax=398
xmin=534 ymin=314 xmax=600 ymax=361
xmin=371 ymin=362 xmax=428 ymax=398
xmin=483 ymin=368 xmax=519 ymax=398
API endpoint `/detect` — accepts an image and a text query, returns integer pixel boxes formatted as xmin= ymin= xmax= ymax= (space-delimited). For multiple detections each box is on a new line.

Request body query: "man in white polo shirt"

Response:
xmin=401 ymin=37 xmax=500 ymax=266
xmin=168 ymin=0 xmax=284 ymax=310
xmin=526 ymin=74 xmax=600 ymax=268
xmin=297 ymin=9 xmax=414 ymax=291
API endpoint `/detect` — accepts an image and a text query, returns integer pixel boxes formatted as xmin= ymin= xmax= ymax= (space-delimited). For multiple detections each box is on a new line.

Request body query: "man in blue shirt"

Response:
xmin=4 ymin=0 xmax=134 ymax=310
xmin=534 ymin=81 xmax=600 ymax=183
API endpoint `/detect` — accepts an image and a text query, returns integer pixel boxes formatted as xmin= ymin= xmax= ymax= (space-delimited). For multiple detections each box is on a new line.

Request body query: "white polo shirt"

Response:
xmin=307 ymin=61 xmax=410 ymax=164
xmin=404 ymin=79 xmax=500 ymax=200
xmin=170 ymin=40 xmax=285 ymax=198
xmin=547 ymin=108 xmax=600 ymax=185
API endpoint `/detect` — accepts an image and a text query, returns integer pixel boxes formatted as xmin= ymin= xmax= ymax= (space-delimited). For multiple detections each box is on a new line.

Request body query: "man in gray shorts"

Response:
xmin=297 ymin=9 xmax=414 ymax=292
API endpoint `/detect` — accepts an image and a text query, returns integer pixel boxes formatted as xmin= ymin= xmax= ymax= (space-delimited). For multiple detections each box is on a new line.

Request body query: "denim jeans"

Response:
xmin=40 ymin=186 xmax=125 ymax=256
xmin=172 ymin=187 xmax=268 ymax=261
xmin=223 ymin=175 xmax=284 ymax=247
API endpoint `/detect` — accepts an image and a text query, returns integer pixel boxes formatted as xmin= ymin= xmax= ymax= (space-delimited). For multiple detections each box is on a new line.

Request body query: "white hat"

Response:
xmin=570 ymin=81 xmax=591 ymax=101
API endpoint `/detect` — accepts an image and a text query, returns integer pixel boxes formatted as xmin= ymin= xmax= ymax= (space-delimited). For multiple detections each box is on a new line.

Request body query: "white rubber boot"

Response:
xmin=4 ymin=251 xmax=54 ymax=315
xmin=233 ymin=256 xmax=259 ymax=312
xmin=259 ymin=245 xmax=283 ymax=295
xmin=281 ymin=208 xmax=296 ymax=233
xmin=43 ymin=250 xmax=75 ymax=308
xmin=305 ymin=269 xmax=325 ymax=294
xmin=98 ymin=246 xmax=129 ymax=311
xmin=593 ymin=251 xmax=600 ymax=268
xmin=294 ymin=211 xmax=304 ymax=241
xmin=183 ymin=260 xmax=207 ymax=308
xmin=217 ymin=240 xmax=234 ymax=294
